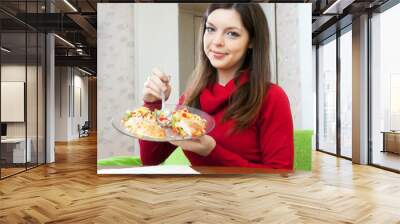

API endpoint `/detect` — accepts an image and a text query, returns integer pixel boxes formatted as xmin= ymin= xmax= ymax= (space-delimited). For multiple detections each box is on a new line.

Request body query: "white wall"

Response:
xmin=179 ymin=10 xmax=196 ymax=95
xmin=54 ymin=67 xmax=89 ymax=141
xmin=276 ymin=3 xmax=313 ymax=130
xmin=134 ymin=4 xmax=180 ymax=105
xmin=72 ymin=73 xmax=89 ymax=138
xmin=298 ymin=4 xmax=314 ymax=130
xmin=55 ymin=67 xmax=68 ymax=141
xmin=1 ymin=65 xmax=39 ymax=137
xmin=1 ymin=63 xmax=46 ymax=163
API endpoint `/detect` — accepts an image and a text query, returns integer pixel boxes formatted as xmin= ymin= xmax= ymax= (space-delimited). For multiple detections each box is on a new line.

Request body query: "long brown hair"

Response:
xmin=184 ymin=3 xmax=271 ymax=131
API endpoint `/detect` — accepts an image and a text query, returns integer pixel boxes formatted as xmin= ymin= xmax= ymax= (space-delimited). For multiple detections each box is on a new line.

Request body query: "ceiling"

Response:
xmin=0 ymin=0 xmax=99 ymax=74
xmin=311 ymin=0 xmax=392 ymax=44
xmin=0 ymin=0 xmax=397 ymax=74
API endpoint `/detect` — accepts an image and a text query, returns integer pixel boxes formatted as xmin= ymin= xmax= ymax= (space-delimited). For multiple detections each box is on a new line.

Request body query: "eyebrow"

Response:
xmin=206 ymin=22 xmax=242 ymax=31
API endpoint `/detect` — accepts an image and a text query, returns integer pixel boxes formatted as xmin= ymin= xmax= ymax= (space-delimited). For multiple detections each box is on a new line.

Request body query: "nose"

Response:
xmin=212 ymin=32 xmax=224 ymax=46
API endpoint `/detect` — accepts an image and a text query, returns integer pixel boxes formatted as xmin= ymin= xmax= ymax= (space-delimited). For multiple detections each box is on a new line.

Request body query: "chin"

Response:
xmin=209 ymin=60 xmax=228 ymax=69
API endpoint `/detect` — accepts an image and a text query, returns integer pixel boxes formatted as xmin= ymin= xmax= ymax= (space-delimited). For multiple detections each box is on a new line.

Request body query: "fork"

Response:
xmin=157 ymin=76 xmax=172 ymax=127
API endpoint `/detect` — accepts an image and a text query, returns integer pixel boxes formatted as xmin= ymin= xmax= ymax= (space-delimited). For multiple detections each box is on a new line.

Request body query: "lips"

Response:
xmin=210 ymin=50 xmax=227 ymax=59
xmin=211 ymin=50 xmax=226 ymax=55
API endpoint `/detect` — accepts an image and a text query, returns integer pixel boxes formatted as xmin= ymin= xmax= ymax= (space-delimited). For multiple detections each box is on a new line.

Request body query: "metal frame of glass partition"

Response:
xmin=0 ymin=0 xmax=47 ymax=179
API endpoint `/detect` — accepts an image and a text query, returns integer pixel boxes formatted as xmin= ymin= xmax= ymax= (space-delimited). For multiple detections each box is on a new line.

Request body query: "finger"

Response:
xmin=149 ymin=74 xmax=164 ymax=90
xmin=169 ymin=141 xmax=180 ymax=146
xmin=174 ymin=140 xmax=199 ymax=150
xmin=144 ymin=81 xmax=161 ymax=99
xmin=152 ymin=68 xmax=170 ymax=83
xmin=149 ymin=75 xmax=169 ymax=93
xmin=145 ymin=87 xmax=161 ymax=99
xmin=145 ymin=78 xmax=162 ymax=95
xmin=170 ymin=140 xmax=190 ymax=147
xmin=164 ymin=74 xmax=171 ymax=83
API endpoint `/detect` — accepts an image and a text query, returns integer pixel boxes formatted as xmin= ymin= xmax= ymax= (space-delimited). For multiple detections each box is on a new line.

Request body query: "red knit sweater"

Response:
xmin=139 ymin=71 xmax=294 ymax=170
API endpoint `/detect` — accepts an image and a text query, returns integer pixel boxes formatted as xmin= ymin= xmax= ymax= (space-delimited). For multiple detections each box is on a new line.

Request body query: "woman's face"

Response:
xmin=203 ymin=9 xmax=251 ymax=72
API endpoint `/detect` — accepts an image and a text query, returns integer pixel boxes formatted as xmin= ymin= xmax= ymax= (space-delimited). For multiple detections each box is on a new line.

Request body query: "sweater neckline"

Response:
xmin=214 ymin=69 xmax=250 ymax=89
xmin=199 ymin=69 xmax=250 ymax=114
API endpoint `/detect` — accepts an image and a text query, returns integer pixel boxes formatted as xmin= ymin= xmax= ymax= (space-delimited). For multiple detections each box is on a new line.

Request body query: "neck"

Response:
xmin=217 ymin=63 xmax=244 ymax=86
xmin=217 ymin=69 xmax=236 ymax=86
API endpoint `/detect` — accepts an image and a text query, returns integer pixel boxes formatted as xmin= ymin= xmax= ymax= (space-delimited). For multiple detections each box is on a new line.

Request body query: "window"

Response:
xmin=371 ymin=2 xmax=400 ymax=171
xmin=317 ymin=37 xmax=337 ymax=154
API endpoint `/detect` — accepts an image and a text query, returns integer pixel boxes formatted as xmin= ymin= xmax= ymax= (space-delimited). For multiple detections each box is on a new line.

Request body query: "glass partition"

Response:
xmin=0 ymin=1 xmax=46 ymax=179
xmin=371 ymin=3 xmax=400 ymax=171
xmin=340 ymin=29 xmax=352 ymax=158
xmin=317 ymin=36 xmax=337 ymax=155
xmin=1 ymin=30 xmax=28 ymax=177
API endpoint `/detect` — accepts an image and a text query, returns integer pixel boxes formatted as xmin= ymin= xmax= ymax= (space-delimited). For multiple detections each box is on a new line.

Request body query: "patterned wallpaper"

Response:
xmin=97 ymin=4 xmax=136 ymax=160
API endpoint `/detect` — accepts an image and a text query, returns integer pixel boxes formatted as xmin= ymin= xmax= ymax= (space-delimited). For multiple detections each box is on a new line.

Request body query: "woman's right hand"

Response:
xmin=143 ymin=68 xmax=172 ymax=103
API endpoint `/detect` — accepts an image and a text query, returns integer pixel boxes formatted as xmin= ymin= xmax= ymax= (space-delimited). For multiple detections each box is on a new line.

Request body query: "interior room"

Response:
xmin=0 ymin=0 xmax=400 ymax=223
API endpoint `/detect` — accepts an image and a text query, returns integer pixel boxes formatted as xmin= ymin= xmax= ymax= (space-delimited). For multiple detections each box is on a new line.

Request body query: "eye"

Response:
xmin=205 ymin=26 xmax=215 ymax=33
xmin=227 ymin=31 xmax=240 ymax=38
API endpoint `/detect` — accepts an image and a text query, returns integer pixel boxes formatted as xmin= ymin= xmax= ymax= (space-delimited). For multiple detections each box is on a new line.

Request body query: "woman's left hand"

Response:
xmin=169 ymin=135 xmax=216 ymax=156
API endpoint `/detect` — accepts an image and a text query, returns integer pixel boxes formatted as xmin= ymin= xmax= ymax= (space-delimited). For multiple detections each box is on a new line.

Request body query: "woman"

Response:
xmin=139 ymin=3 xmax=294 ymax=170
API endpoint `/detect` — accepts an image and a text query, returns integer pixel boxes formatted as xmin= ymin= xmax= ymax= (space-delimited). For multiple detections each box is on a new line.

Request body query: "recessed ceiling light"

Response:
xmin=54 ymin=34 xmax=75 ymax=48
xmin=1 ymin=47 xmax=11 ymax=53
xmin=63 ymin=0 xmax=78 ymax=12
xmin=78 ymin=67 xmax=93 ymax=76
xmin=323 ymin=0 xmax=355 ymax=15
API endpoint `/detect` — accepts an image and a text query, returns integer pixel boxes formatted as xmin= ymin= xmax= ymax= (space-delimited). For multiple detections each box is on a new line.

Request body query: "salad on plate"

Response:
xmin=115 ymin=105 xmax=214 ymax=141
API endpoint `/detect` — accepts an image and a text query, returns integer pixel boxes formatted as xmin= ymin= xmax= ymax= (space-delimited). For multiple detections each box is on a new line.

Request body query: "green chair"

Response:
xmin=294 ymin=130 xmax=313 ymax=171
xmin=98 ymin=130 xmax=313 ymax=171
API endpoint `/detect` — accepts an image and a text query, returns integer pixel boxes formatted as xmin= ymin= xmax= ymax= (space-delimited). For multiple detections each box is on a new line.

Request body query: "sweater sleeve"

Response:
xmin=138 ymin=96 xmax=187 ymax=166
xmin=207 ymin=86 xmax=294 ymax=170
xmin=138 ymin=101 xmax=176 ymax=165
xmin=139 ymin=139 xmax=177 ymax=166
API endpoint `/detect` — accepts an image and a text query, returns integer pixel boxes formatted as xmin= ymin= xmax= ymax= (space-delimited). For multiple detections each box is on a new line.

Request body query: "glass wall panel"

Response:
xmin=318 ymin=37 xmax=337 ymax=154
xmin=1 ymin=30 xmax=27 ymax=177
xmin=340 ymin=29 xmax=352 ymax=158
xmin=0 ymin=1 xmax=46 ymax=179
xmin=371 ymin=3 xmax=400 ymax=171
